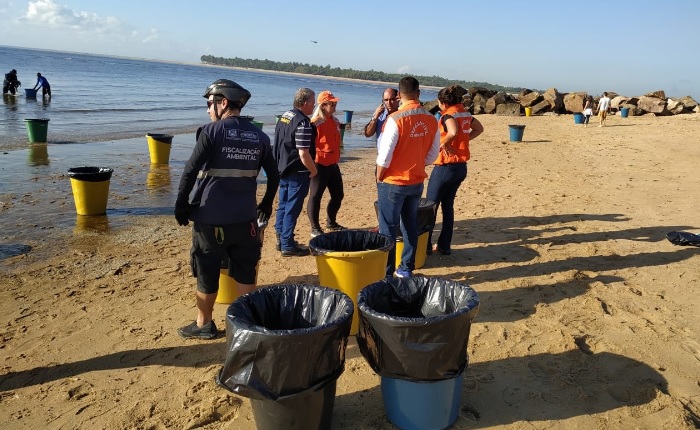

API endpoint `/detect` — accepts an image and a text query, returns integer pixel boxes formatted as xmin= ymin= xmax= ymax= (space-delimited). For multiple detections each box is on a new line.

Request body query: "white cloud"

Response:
xmin=141 ymin=28 xmax=158 ymax=44
xmin=397 ymin=65 xmax=412 ymax=74
xmin=15 ymin=0 xmax=159 ymax=47
xmin=19 ymin=0 xmax=122 ymax=33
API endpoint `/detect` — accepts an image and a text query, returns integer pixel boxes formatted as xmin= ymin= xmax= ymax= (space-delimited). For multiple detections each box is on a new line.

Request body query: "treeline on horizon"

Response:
xmin=200 ymin=55 xmax=526 ymax=93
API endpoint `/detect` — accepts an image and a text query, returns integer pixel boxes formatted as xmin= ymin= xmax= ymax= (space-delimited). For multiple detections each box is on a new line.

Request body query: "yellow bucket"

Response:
xmin=146 ymin=133 xmax=173 ymax=164
xmin=68 ymin=167 xmax=113 ymax=216
xmin=216 ymin=228 xmax=264 ymax=304
xmin=524 ymin=107 xmax=532 ymax=117
xmin=395 ymin=231 xmax=429 ymax=270
xmin=314 ymin=249 xmax=388 ymax=334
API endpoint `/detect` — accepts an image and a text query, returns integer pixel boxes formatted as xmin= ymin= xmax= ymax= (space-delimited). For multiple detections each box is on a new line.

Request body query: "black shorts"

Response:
xmin=190 ymin=221 xmax=261 ymax=294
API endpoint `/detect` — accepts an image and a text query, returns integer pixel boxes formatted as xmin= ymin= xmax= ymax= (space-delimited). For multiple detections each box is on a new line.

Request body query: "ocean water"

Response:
xmin=0 ymin=45 xmax=438 ymax=150
xmin=0 ymin=46 xmax=442 ymax=249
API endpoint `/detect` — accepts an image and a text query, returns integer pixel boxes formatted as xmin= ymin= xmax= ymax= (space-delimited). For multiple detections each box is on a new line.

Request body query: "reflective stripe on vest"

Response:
xmin=197 ymin=168 xmax=258 ymax=179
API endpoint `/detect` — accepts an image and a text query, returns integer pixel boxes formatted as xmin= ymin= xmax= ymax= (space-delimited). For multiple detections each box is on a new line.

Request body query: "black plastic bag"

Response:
xmin=373 ymin=198 xmax=437 ymax=237
xmin=309 ymin=229 xmax=393 ymax=255
xmin=666 ymin=231 xmax=700 ymax=247
xmin=217 ymin=284 xmax=353 ymax=400
xmin=67 ymin=167 xmax=113 ymax=182
xmin=357 ymin=277 xmax=479 ymax=381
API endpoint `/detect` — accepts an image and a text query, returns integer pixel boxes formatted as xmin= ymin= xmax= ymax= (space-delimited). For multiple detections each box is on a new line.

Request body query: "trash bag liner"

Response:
xmin=67 ymin=167 xmax=113 ymax=182
xmin=666 ymin=231 xmax=700 ymax=247
xmin=373 ymin=198 xmax=437 ymax=238
xmin=309 ymin=229 xmax=393 ymax=255
xmin=357 ymin=277 xmax=479 ymax=381
xmin=217 ymin=284 xmax=353 ymax=400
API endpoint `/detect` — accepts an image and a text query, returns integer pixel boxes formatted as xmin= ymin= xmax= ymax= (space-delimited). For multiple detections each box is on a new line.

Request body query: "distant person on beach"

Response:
xmin=273 ymin=87 xmax=318 ymax=256
xmin=376 ymin=76 xmax=440 ymax=278
xmin=33 ymin=73 xmax=51 ymax=99
xmin=582 ymin=97 xmax=594 ymax=127
xmin=426 ymin=85 xmax=484 ymax=256
xmin=308 ymin=90 xmax=346 ymax=237
xmin=2 ymin=69 xmax=20 ymax=95
xmin=364 ymin=88 xmax=399 ymax=143
xmin=174 ymin=79 xmax=279 ymax=340
xmin=597 ymin=92 xmax=611 ymax=127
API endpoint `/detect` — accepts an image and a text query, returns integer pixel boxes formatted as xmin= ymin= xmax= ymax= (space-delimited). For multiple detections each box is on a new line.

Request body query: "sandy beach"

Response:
xmin=1 ymin=112 xmax=700 ymax=429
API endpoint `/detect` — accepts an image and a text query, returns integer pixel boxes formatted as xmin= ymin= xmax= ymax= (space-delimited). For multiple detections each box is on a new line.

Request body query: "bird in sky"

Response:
xmin=310 ymin=40 xmax=318 ymax=44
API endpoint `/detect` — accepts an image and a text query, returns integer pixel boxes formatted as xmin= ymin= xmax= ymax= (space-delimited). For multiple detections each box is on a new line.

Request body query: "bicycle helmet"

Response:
xmin=203 ymin=79 xmax=251 ymax=108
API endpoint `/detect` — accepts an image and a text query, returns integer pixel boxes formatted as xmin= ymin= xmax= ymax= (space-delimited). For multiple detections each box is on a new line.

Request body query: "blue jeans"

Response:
xmin=377 ymin=181 xmax=423 ymax=277
xmin=425 ymin=163 xmax=467 ymax=252
xmin=275 ymin=171 xmax=310 ymax=251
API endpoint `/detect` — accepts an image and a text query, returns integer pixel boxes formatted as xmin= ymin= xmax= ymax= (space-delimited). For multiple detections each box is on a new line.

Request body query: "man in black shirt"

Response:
xmin=174 ymin=79 xmax=279 ymax=339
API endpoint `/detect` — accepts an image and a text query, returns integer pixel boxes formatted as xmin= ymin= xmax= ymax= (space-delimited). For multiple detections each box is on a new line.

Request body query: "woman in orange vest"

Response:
xmin=307 ymin=90 xmax=346 ymax=237
xmin=426 ymin=86 xmax=484 ymax=255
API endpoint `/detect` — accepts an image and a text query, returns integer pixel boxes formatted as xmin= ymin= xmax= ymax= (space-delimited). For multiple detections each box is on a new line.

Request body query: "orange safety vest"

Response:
xmin=312 ymin=115 xmax=341 ymax=166
xmin=435 ymin=104 xmax=472 ymax=165
xmin=382 ymin=101 xmax=438 ymax=185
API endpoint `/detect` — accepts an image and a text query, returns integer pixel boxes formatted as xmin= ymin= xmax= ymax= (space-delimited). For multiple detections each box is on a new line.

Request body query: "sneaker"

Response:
xmin=281 ymin=245 xmax=309 ymax=257
xmin=310 ymin=227 xmax=324 ymax=238
xmin=178 ymin=320 xmax=218 ymax=340
xmin=395 ymin=269 xmax=412 ymax=278
xmin=325 ymin=222 xmax=346 ymax=232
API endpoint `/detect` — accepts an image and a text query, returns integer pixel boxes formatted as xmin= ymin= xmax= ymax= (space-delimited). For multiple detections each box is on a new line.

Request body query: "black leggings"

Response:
xmin=307 ymin=163 xmax=344 ymax=229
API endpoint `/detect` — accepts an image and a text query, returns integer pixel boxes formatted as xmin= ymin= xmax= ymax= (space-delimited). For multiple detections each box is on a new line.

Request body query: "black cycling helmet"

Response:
xmin=203 ymin=79 xmax=251 ymax=108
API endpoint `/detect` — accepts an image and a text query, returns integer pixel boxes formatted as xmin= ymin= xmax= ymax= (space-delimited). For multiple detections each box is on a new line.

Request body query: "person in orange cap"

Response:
xmin=307 ymin=90 xmax=346 ymax=237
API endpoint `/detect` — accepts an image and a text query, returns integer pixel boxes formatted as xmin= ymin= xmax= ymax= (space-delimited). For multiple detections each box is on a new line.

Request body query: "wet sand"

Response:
xmin=1 ymin=113 xmax=700 ymax=429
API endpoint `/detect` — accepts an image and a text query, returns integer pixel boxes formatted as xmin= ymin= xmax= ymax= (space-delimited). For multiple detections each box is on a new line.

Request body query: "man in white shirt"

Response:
xmin=597 ymin=92 xmax=611 ymax=127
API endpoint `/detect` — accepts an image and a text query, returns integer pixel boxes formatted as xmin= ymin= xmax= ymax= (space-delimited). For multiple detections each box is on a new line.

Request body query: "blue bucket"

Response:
xmin=343 ymin=110 xmax=354 ymax=123
xmin=381 ymin=375 xmax=462 ymax=430
xmin=508 ymin=124 xmax=525 ymax=142
xmin=620 ymin=107 xmax=629 ymax=118
xmin=25 ymin=88 xmax=37 ymax=99
xmin=573 ymin=113 xmax=584 ymax=124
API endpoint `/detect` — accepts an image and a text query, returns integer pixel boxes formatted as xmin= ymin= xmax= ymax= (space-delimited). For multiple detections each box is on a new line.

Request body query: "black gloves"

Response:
xmin=256 ymin=203 xmax=272 ymax=226
xmin=175 ymin=200 xmax=192 ymax=226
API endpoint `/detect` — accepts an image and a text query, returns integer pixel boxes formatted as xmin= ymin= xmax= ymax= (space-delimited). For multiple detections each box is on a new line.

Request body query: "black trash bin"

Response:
xmin=373 ymin=198 xmax=437 ymax=269
xmin=217 ymin=284 xmax=354 ymax=430
xmin=357 ymin=277 xmax=480 ymax=430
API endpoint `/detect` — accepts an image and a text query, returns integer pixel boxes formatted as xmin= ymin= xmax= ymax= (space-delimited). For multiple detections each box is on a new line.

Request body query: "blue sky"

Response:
xmin=1 ymin=0 xmax=698 ymax=98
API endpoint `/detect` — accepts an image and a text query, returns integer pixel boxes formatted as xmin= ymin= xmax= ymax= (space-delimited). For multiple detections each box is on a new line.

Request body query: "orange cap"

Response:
xmin=317 ymin=90 xmax=340 ymax=104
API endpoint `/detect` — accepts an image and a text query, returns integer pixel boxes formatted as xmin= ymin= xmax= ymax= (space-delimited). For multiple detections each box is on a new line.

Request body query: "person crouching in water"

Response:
xmin=174 ymin=79 xmax=279 ymax=339
xmin=307 ymin=90 xmax=346 ymax=237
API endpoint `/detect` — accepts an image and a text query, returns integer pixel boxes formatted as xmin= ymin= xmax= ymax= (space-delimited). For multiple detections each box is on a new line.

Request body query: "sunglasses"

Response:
xmin=207 ymin=99 xmax=220 ymax=108
xmin=325 ymin=102 xmax=337 ymax=107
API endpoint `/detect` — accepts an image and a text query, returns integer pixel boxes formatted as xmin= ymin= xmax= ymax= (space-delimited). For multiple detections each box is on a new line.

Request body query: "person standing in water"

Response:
xmin=33 ymin=73 xmax=51 ymax=99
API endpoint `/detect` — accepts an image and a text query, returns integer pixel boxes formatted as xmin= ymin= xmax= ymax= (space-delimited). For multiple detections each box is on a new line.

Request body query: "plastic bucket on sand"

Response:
xmin=356 ymin=277 xmax=480 ymax=430
xmin=24 ymin=88 xmax=37 ymax=98
xmin=524 ymin=107 xmax=532 ymax=117
xmin=217 ymin=284 xmax=353 ymax=430
xmin=146 ymin=133 xmax=173 ymax=164
xmin=620 ymin=107 xmax=630 ymax=118
xmin=68 ymin=167 xmax=113 ymax=216
xmin=573 ymin=113 xmax=584 ymax=124
xmin=395 ymin=232 xmax=429 ymax=270
xmin=382 ymin=375 xmax=462 ymax=430
xmin=343 ymin=110 xmax=353 ymax=123
xmin=24 ymin=118 xmax=49 ymax=143
xmin=251 ymin=120 xmax=264 ymax=130
xmin=508 ymin=124 xmax=525 ymax=142
xmin=309 ymin=230 xmax=393 ymax=335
